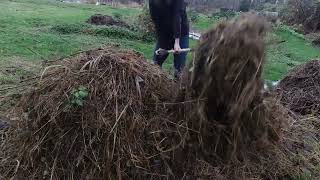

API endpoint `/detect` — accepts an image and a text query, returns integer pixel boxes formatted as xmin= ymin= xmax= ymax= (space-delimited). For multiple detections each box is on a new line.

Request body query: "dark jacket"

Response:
xmin=149 ymin=0 xmax=189 ymax=47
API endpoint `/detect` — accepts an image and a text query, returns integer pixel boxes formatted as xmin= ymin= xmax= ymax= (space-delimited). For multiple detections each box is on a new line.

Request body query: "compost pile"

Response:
xmin=277 ymin=60 xmax=320 ymax=179
xmin=282 ymin=0 xmax=320 ymax=33
xmin=0 ymin=47 xmax=183 ymax=179
xmin=278 ymin=60 xmax=320 ymax=115
xmin=0 ymin=14 xmax=304 ymax=179
xmin=87 ymin=14 xmax=129 ymax=28
xmin=190 ymin=14 xmax=280 ymax=160
xmin=307 ymin=33 xmax=320 ymax=46
xmin=178 ymin=14 xmax=297 ymax=179
xmin=303 ymin=1 xmax=320 ymax=33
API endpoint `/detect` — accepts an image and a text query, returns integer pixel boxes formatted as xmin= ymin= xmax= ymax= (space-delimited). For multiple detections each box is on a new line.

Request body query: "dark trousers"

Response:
xmin=153 ymin=35 xmax=189 ymax=79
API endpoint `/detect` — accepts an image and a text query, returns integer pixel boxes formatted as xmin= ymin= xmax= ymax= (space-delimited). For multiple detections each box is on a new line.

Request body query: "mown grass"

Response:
xmin=265 ymin=26 xmax=320 ymax=80
xmin=193 ymin=14 xmax=220 ymax=31
xmin=192 ymin=15 xmax=320 ymax=81
xmin=0 ymin=0 xmax=142 ymax=60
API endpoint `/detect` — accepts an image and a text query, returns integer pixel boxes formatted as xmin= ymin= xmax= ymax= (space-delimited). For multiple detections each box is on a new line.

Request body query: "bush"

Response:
xmin=280 ymin=0 xmax=320 ymax=33
xmin=51 ymin=23 xmax=149 ymax=41
xmin=87 ymin=26 xmax=141 ymax=40
xmin=112 ymin=12 xmax=123 ymax=20
xmin=280 ymin=0 xmax=314 ymax=25
xmin=188 ymin=9 xmax=199 ymax=23
xmin=212 ymin=10 xmax=238 ymax=19
xmin=134 ymin=4 xmax=156 ymax=41
xmin=275 ymin=23 xmax=305 ymax=39
xmin=240 ymin=0 xmax=251 ymax=12
xmin=51 ymin=23 xmax=90 ymax=34
xmin=262 ymin=2 xmax=277 ymax=11
xmin=52 ymin=9 xmax=155 ymax=42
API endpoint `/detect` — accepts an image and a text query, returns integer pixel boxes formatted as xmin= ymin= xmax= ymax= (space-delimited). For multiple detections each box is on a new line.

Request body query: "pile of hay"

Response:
xmin=281 ymin=115 xmax=320 ymax=179
xmin=278 ymin=60 xmax=320 ymax=116
xmin=0 ymin=14 xmax=306 ymax=179
xmin=0 ymin=58 xmax=39 ymax=113
xmin=178 ymin=14 xmax=296 ymax=179
xmin=275 ymin=59 xmax=320 ymax=179
xmin=87 ymin=14 xmax=129 ymax=28
xmin=191 ymin=14 xmax=280 ymax=158
xmin=0 ymin=48 xmax=181 ymax=179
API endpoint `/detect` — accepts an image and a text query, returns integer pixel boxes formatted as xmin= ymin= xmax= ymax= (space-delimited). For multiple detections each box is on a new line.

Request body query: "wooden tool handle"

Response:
xmin=155 ymin=48 xmax=192 ymax=55
xmin=167 ymin=48 xmax=192 ymax=53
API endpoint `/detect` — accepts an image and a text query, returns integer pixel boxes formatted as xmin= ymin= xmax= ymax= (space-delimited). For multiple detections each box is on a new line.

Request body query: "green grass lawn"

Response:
xmin=193 ymin=14 xmax=221 ymax=32
xmin=0 ymin=0 xmax=320 ymax=88
xmin=0 ymin=0 xmax=142 ymax=60
xmin=192 ymin=16 xmax=320 ymax=81
xmin=265 ymin=27 xmax=320 ymax=80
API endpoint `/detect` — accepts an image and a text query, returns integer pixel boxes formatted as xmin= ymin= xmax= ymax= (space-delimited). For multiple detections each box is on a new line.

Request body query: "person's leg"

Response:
xmin=153 ymin=39 xmax=170 ymax=68
xmin=152 ymin=41 xmax=160 ymax=64
xmin=173 ymin=35 xmax=189 ymax=80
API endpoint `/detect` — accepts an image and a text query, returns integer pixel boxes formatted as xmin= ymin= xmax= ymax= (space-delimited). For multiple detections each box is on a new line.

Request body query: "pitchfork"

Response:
xmin=155 ymin=48 xmax=193 ymax=56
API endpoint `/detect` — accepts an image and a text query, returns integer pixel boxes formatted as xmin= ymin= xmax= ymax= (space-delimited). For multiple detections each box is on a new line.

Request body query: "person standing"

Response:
xmin=149 ymin=0 xmax=189 ymax=80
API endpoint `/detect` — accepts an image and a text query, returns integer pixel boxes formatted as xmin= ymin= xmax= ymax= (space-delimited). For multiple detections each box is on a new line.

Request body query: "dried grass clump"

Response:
xmin=174 ymin=14 xmax=296 ymax=179
xmin=0 ymin=48 xmax=185 ymax=179
xmin=190 ymin=13 xmax=282 ymax=161
xmin=281 ymin=116 xmax=320 ymax=179
xmin=276 ymin=59 xmax=320 ymax=179
xmin=87 ymin=14 xmax=128 ymax=28
xmin=278 ymin=60 xmax=320 ymax=116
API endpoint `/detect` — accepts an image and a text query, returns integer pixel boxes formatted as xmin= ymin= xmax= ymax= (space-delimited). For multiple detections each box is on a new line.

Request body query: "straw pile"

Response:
xmin=0 ymin=48 xmax=181 ymax=179
xmin=190 ymin=14 xmax=282 ymax=160
xmin=173 ymin=14 xmax=296 ymax=179
xmin=0 ymin=14 xmax=306 ymax=179
xmin=278 ymin=60 xmax=320 ymax=116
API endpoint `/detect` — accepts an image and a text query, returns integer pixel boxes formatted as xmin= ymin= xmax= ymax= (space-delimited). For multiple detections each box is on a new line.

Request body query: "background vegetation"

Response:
xmin=0 ymin=0 xmax=320 ymax=88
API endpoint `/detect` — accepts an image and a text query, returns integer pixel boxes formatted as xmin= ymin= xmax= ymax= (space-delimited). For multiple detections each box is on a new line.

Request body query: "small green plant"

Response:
xmin=293 ymin=173 xmax=312 ymax=180
xmin=89 ymin=26 xmax=140 ymax=40
xmin=69 ymin=86 xmax=89 ymax=107
xmin=240 ymin=0 xmax=251 ymax=12
xmin=51 ymin=23 xmax=149 ymax=41
xmin=188 ymin=9 xmax=199 ymax=23
xmin=134 ymin=4 xmax=156 ymax=42
xmin=51 ymin=23 xmax=90 ymax=34
xmin=0 ymin=72 xmax=16 ymax=84
xmin=212 ymin=10 xmax=238 ymax=20
xmin=262 ymin=3 xmax=277 ymax=12
xmin=276 ymin=24 xmax=305 ymax=39
xmin=112 ymin=12 xmax=122 ymax=20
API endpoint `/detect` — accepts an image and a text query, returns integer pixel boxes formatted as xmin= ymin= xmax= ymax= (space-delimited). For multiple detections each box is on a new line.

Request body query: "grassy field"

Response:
xmin=265 ymin=26 xmax=320 ymax=80
xmin=0 ymin=0 xmax=141 ymax=59
xmin=0 ymin=0 xmax=320 ymax=88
